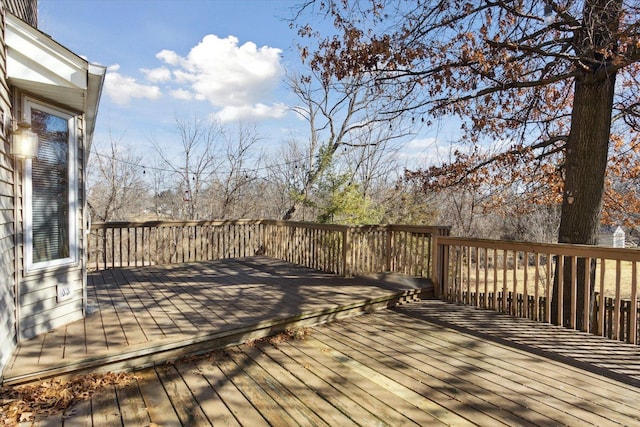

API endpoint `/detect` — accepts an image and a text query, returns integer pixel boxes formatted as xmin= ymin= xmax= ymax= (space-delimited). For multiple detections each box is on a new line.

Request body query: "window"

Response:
xmin=24 ymin=99 xmax=78 ymax=271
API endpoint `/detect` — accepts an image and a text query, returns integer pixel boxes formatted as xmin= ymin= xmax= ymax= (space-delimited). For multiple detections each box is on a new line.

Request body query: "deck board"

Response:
xmin=174 ymin=361 xmax=240 ymax=427
xmin=5 ymin=257 xmax=640 ymax=426
xmin=135 ymin=368 xmax=182 ymax=426
xmin=197 ymin=358 xmax=269 ymax=426
xmin=114 ymin=381 xmax=149 ymax=426
xmin=39 ymin=301 xmax=640 ymax=426
xmin=4 ymin=257 xmax=422 ymax=384
xmin=155 ymin=365 xmax=212 ymax=426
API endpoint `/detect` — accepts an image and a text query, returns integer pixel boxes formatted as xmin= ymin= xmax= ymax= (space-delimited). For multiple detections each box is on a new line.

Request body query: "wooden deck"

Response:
xmin=5 ymin=257 xmax=640 ymax=426
xmin=3 ymin=257 xmax=428 ymax=385
xmin=15 ymin=301 xmax=640 ymax=426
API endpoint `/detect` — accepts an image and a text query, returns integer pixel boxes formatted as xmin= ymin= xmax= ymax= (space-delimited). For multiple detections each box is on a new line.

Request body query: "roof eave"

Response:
xmin=5 ymin=12 xmax=106 ymax=151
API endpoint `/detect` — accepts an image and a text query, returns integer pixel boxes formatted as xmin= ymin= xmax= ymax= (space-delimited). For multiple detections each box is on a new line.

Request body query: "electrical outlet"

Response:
xmin=57 ymin=284 xmax=72 ymax=302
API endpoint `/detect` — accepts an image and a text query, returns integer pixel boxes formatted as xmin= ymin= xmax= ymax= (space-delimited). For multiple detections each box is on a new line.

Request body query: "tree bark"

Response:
xmin=552 ymin=69 xmax=617 ymax=328
xmin=551 ymin=0 xmax=622 ymax=329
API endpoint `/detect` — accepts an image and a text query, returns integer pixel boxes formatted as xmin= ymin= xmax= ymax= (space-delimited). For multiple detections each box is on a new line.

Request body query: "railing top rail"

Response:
xmin=261 ymin=220 xmax=347 ymax=232
xmin=437 ymin=235 xmax=640 ymax=262
xmin=90 ymin=219 xmax=451 ymax=240
xmin=91 ymin=219 xmax=266 ymax=229
xmin=260 ymin=220 xmax=451 ymax=234
xmin=386 ymin=224 xmax=451 ymax=234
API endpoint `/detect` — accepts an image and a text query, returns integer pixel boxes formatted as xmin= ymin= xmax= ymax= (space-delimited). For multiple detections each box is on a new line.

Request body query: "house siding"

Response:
xmin=0 ymin=2 xmax=17 ymax=377
xmin=1 ymin=0 xmax=99 ymax=377
xmin=3 ymin=0 xmax=37 ymax=26
xmin=14 ymin=111 xmax=87 ymax=341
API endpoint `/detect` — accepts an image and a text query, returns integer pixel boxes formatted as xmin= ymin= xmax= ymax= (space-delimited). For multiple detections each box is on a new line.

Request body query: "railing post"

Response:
xmin=431 ymin=235 xmax=441 ymax=298
xmin=342 ymin=227 xmax=352 ymax=277
xmin=385 ymin=225 xmax=392 ymax=272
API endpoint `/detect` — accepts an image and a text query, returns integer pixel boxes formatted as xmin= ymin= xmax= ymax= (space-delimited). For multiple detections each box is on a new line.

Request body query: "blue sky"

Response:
xmin=38 ymin=0 xmax=307 ymax=155
xmin=38 ymin=0 xmax=446 ymax=168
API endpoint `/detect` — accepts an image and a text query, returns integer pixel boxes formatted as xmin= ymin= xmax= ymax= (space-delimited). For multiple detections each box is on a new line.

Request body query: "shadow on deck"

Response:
xmin=3 ymin=256 xmax=432 ymax=386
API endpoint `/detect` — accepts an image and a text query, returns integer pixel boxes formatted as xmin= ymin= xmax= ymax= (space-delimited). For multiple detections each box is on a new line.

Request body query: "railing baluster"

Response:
xmin=534 ymin=253 xmax=540 ymax=321
xmin=631 ymin=262 xmax=638 ymax=344
xmin=614 ymin=259 xmax=622 ymax=340
xmin=583 ymin=257 xmax=591 ymax=333
xmin=492 ymin=249 xmax=498 ymax=310
xmin=570 ymin=256 xmax=577 ymax=329
xmin=598 ymin=258 xmax=606 ymax=335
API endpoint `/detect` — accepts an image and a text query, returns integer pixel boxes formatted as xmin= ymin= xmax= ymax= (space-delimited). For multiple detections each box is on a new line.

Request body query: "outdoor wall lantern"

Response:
xmin=11 ymin=121 xmax=39 ymax=160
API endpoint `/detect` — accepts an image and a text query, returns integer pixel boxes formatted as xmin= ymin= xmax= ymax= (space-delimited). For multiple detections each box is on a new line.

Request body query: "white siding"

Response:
xmin=15 ymin=112 xmax=86 ymax=340
xmin=0 ymin=2 xmax=17 ymax=377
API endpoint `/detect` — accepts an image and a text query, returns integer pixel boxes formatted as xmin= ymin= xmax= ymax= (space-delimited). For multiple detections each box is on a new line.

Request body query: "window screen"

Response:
xmin=30 ymin=109 xmax=70 ymax=263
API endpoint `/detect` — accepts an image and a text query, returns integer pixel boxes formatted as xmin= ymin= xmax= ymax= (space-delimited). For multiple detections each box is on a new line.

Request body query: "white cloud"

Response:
xmin=104 ymin=65 xmax=162 ymax=105
xmin=156 ymin=49 xmax=181 ymax=66
xmin=405 ymin=137 xmax=437 ymax=150
xmin=398 ymin=137 xmax=466 ymax=168
xmin=141 ymin=67 xmax=171 ymax=83
xmin=156 ymin=34 xmax=284 ymax=119
xmin=102 ymin=35 xmax=285 ymax=120
xmin=170 ymin=88 xmax=194 ymax=100
xmin=213 ymin=102 xmax=288 ymax=123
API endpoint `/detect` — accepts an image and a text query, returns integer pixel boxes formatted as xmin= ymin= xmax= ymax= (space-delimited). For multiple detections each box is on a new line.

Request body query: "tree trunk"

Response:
xmin=551 ymin=0 xmax=622 ymax=330
xmin=552 ymin=68 xmax=617 ymax=328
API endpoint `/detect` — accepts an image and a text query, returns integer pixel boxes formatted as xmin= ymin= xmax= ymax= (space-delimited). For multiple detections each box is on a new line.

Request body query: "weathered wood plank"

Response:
xmin=118 ymin=269 xmax=179 ymax=338
xmin=299 ymin=330 xmax=476 ymax=426
xmin=196 ymin=355 xmax=269 ymax=426
xmin=216 ymin=349 xmax=297 ymax=426
xmin=115 ymin=380 xmax=150 ymax=426
xmin=226 ymin=347 xmax=330 ymax=427
xmin=259 ymin=342 xmax=380 ymax=426
xmin=89 ymin=385 xmax=122 ymax=426
xmin=61 ymin=398 xmax=92 ymax=427
xmin=371 ymin=308 xmax=640 ymax=425
xmin=135 ymin=367 xmax=182 ymax=426
xmin=35 ymin=330 xmax=65 ymax=372
xmin=62 ymin=320 xmax=87 ymax=360
xmin=155 ymin=364 xmax=211 ymax=426
xmin=244 ymin=345 xmax=354 ymax=427
xmin=274 ymin=337 xmax=426 ymax=426
xmin=325 ymin=317 xmax=546 ymax=426
xmin=174 ymin=361 xmax=240 ymax=427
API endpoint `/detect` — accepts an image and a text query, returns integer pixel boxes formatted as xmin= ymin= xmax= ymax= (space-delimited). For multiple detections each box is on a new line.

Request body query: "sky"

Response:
xmin=37 ymin=0 xmax=448 ymax=169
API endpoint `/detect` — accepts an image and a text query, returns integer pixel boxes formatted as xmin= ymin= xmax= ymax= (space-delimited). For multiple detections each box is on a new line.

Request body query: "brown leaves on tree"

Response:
xmin=293 ymin=1 xmax=640 ymax=233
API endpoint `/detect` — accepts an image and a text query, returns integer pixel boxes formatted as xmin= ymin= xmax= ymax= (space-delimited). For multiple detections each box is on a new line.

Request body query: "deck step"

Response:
xmin=358 ymin=273 xmax=435 ymax=300
xmin=3 ymin=288 xmax=427 ymax=386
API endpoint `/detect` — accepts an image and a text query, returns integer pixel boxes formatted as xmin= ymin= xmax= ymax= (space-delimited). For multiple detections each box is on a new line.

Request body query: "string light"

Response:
xmin=89 ymin=148 xmax=322 ymax=177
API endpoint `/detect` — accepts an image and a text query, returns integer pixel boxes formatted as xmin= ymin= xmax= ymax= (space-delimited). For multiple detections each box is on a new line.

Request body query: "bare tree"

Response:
xmin=87 ymin=133 xmax=147 ymax=221
xmin=209 ymin=122 xmax=263 ymax=219
xmin=154 ymin=115 xmax=222 ymax=220
xmin=146 ymin=159 xmax=177 ymax=219
xmin=282 ymin=69 xmax=413 ymax=220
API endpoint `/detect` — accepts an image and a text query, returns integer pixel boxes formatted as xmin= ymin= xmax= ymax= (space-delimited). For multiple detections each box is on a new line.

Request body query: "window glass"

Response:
xmin=30 ymin=109 xmax=70 ymax=263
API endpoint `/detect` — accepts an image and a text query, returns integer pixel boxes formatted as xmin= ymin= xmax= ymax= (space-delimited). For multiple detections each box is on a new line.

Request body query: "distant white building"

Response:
xmin=613 ymin=226 xmax=625 ymax=248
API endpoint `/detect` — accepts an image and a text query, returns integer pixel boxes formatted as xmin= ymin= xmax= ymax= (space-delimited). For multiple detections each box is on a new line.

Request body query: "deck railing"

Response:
xmin=88 ymin=220 xmax=640 ymax=345
xmin=88 ymin=220 xmax=450 ymax=278
xmin=432 ymin=236 xmax=640 ymax=344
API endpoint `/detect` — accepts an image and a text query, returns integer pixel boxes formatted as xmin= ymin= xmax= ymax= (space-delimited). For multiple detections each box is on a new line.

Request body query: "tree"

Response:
xmin=281 ymin=69 xmax=413 ymax=220
xmin=295 ymin=0 xmax=640 ymax=329
xmin=208 ymin=122 xmax=262 ymax=219
xmin=154 ymin=115 xmax=222 ymax=220
xmin=315 ymin=168 xmax=383 ymax=224
xmin=87 ymin=134 xmax=147 ymax=221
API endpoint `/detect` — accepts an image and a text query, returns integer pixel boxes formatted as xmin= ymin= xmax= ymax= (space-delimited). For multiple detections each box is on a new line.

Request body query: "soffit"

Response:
xmin=5 ymin=13 xmax=106 ymax=146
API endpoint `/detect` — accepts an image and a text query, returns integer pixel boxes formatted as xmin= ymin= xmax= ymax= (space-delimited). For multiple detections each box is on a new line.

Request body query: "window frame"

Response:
xmin=23 ymin=97 xmax=79 ymax=273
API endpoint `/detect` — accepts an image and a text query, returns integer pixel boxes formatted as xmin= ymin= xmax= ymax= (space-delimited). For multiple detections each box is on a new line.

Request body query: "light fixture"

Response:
xmin=11 ymin=121 xmax=39 ymax=160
